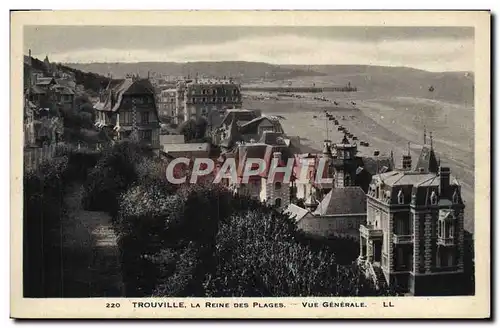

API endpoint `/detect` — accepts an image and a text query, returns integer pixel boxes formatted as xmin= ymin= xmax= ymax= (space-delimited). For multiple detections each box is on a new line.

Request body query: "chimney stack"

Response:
xmin=439 ymin=166 xmax=451 ymax=196
xmin=322 ymin=139 xmax=332 ymax=158
xmin=402 ymin=142 xmax=412 ymax=170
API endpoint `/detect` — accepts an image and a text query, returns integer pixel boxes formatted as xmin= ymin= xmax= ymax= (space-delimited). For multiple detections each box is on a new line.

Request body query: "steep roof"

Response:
xmin=98 ymin=78 xmax=156 ymax=113
xmin=313 ymin=186 xmax=367 ymax=216
xmin=160 ymin=134 xmax=185 ymax=145
xmin=36 ymin=77 xmax=56 ymax=86
xmin=220 ymin=117 xmax=243 ymax=149
xmin=361 ymin=156 xmax=394 ymax=175
xmin=259 ymin=131 xmax=288 ymax=146
xmin=29 ymin=85 xmax=46 ymax=95
xmin=220 ymin=109 xmax=258 ymax=127
xmin=284 ymin=204 xmax=310 ymax=222
xmin=239 ymin=116 xmax=284 ymax=134
xmin=414 ymin=146 xmax=439 ymax=173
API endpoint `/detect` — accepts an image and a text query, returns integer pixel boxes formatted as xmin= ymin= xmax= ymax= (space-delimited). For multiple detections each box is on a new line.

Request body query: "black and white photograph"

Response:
xmin=11 ymin=10 xmax=490 ymax=319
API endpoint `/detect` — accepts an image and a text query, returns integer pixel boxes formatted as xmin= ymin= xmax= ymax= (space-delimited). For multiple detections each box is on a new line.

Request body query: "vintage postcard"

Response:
xmin=10 ymin=10 xmax=490 ymax=319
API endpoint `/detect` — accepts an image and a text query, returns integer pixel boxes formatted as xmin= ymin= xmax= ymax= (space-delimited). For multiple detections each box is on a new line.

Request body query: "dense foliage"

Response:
xmin=178 ymin=117 xmax=208 ymax=142
xmin=23 ymin=145 xmax=102 ymax=297
xmin=111 ymin=173 xmax=393 ymax=297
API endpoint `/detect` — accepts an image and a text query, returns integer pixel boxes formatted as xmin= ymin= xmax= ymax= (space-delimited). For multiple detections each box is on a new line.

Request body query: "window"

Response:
xmin=274 ymin=198 xmax=282 ymax=207
xmin=133 ymin=97 xmax=145 ymax=105
xmin=202 ymin=89 xmax=206 ymax=95
xmin=448 ymin=223 xmax=454 ymax=238
xmin=398 ymin=189 xmax=404 ymax=204
xmin=223 ymin=97 xmax=227 ymax=102
xmin=141 ymin=112 xmax=149 ymax=124
xmin=452 ymin=189 xmax=460 ymax=204
xmin=142 ymin=130 xmax=152 ymax=142
xmin=345 ymin=151 xmax=350 ymax=159
xmin=345 ymin=174 xmax=351 ymax=186
xmin=192 ymin=98 xmax=196 ymax=104
xmin=233 ymin=89 xmax=238 ymax=95
xmin=430 ymin=190 xmax=438 ymax=205
xmin=274 ymin=182 xmax=282 ymax=190
xmin=202 ymin=97 xmax=206 ymax=103
xmin=438 ymin=222 xmax=442 ymax=238
xmin=212 ymin=97 xmax=216 ymax=102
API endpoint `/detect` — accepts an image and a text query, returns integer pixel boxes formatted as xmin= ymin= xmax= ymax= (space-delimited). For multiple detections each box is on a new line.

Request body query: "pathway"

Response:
xmin=61 ymin=184 xmax=124 ymax=297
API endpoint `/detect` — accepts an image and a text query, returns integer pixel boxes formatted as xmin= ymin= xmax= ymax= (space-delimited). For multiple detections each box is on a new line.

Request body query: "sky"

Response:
xmin=24 ymin=26 xmax=474 ymax=72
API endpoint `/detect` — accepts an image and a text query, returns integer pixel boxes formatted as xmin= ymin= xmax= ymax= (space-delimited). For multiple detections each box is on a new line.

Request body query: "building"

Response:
xmin=229 ymin=143 xmax=293 ymax=210
xmin=214 ymin=114 xmax=290 ymax=152
xmin=296 ymin=186 xmax=367 ymax=238
xmin=157 ymin=88 xmax=177 ymax=119
xmin=161 ymin=142 xmax=211 ymax=159
xmin=175 ymin=78 xmax=242 ymax=124
xmin=359 ymin=141 xmax=466 ymax=295
xmin=160 ymin=134 xmax=185 ymax=145
xmin=94 ymin=76 xmax=161 ymax=150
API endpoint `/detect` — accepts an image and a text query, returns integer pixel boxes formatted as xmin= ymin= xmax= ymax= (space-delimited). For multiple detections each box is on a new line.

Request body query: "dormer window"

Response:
xmin=345 ymin=151 xmax=350 ymax=159
xmin=384 ymin=190 xmax=390 ymax=203
xmin=345 ymin=174 xmax=351 ymax=186
xmin=274 ymin=198 xmax=282 ymax=207
xmin=452 ymin=189 xmax=460 ymax=204
xmin=397 ymin=189 xmax=404 ymax=204
xmin=430 ymin=190 xmax=438 ymax=205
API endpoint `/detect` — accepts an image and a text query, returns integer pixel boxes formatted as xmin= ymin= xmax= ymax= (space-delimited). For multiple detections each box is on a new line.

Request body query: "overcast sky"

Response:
xmin=24 ymin=26 xmax=474 ymax=72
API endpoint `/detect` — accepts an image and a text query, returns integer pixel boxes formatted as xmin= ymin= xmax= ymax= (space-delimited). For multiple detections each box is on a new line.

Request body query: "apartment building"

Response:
xmin=175 ymin=78 xmax=242 ymax=124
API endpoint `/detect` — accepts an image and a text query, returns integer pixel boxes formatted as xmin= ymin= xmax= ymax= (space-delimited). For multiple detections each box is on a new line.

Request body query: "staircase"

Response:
xmin=372 ymin=265 xmax=388 ymax=289
xmin=366 ymin=262 xmax=388 ymax=290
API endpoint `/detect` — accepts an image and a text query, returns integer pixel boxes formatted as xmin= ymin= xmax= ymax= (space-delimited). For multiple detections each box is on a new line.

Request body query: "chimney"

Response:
xmin=439 ymin=166 xmax=451 ymax=196
xmin=402 ymin=155 xmax=412 ymax=170
xmin=322 ymin=140 xmax=332 ymax=158
xmin=402 ymin=141 xmax=412 ymax=170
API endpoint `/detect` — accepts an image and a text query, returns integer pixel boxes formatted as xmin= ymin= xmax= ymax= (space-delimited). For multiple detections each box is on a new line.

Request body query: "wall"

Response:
xmin=298 ymin=214 xmax=366 ymax=239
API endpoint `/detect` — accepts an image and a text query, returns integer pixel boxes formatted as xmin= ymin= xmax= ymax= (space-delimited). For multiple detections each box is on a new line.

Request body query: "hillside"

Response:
xmin=64 ymin=61 xmax=326 ymax=81
xmin=25 ymin=56 xmax=115 ymax=94
xmin=64 ymin=61 xmax=473 ymax=105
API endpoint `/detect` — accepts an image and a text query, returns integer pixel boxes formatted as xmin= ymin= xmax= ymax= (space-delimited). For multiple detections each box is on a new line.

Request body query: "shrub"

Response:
xmin=82 ymin=140 xmax=152 ymax=215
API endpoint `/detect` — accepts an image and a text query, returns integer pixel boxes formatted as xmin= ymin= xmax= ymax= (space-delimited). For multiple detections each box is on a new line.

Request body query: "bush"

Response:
xmin=55 ymin=143 xmax=103 ymax=182
xmin=82 ymin=141 xmax=152 ymax=215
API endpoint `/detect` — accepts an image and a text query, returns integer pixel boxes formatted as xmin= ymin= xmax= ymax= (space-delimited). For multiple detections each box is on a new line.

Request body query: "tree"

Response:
xmin=178 ymin=117 xmax=208 ymax=142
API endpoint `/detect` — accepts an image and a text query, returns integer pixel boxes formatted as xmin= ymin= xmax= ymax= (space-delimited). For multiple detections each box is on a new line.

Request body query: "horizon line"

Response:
xmin=27 ymin=55 xmax=473 ymax=74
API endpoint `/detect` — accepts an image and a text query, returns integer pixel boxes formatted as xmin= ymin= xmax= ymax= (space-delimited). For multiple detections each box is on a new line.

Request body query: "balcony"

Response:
xmin=392 ymin=234 xmax=414 ymax=244
xmin=437 ymin=237 xmax=455 ymax=246
xmin=360 ymin=224 xmax=383 ymax=239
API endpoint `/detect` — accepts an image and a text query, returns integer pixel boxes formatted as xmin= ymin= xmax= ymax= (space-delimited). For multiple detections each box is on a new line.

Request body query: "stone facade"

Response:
xmin=174 ymin=78 xmax=242 ymax=124
xmin=360 ymin=146 xmax=467 ymax=295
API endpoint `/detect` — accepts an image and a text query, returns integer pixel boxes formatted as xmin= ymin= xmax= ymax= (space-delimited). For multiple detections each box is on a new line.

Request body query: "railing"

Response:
xmin=392 ymin=234 xmax=414 ymax=244
xmin=366 ymin=262 xmax=379 ymax=287
xmin=24 ymin=143 xmax=57 ymax=171
xmin=360 ymin=224 xmax=383 ymax=239
xmin=437 ymin=237 xmax=455 ymax=246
